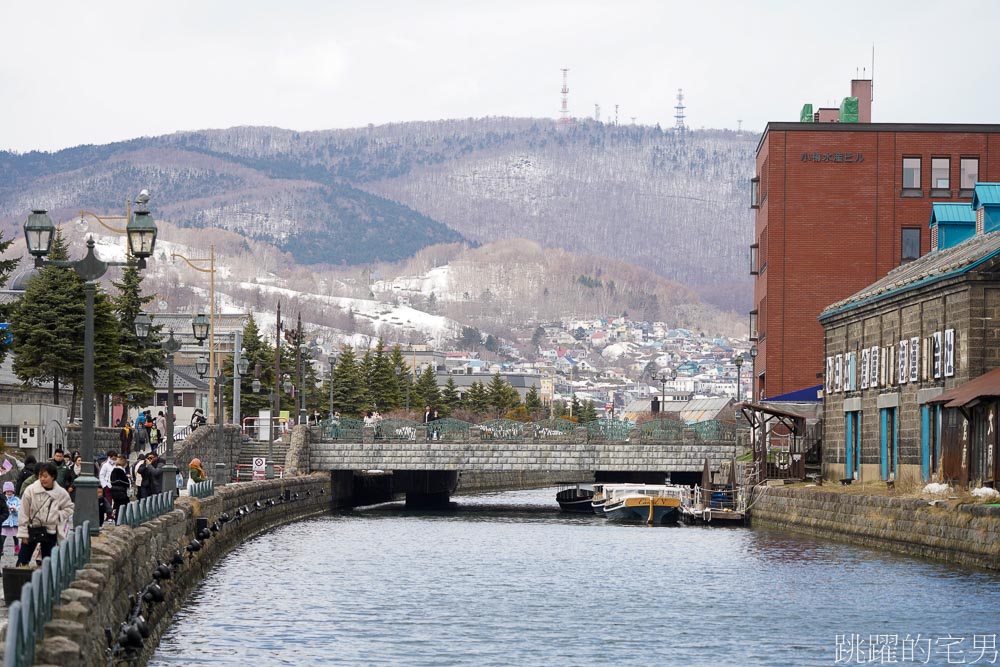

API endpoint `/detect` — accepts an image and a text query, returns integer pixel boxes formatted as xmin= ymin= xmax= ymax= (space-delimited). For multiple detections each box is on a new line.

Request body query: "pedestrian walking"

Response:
xmin=16 ymin=462 xmax=74 ymax=566
xmin=137 ymin=452 xmax=165 ymax=499
xmin=1 ymin=481 xmax=21 ymax=556
xmin=109 ymin=457 xmax=131 ymax=522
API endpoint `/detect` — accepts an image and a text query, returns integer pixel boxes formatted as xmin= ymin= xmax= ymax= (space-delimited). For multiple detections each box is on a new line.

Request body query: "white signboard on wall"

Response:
xmin=944 ymin=329 xmax=955 ymax=377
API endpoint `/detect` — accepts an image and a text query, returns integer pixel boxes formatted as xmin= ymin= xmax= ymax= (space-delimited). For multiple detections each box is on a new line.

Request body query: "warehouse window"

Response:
xmin=901 ymin=227 xmax=921 ymax=263
xmin=902 ymin=157 xmax=921 ymax=194
xmin=960 ymin=157 xmax=979 ymax=196
xmin=930 ymin=157 xmax=950 ymax=196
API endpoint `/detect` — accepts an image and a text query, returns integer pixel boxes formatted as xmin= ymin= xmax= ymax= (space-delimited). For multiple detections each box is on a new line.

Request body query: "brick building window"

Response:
xmin=901 ymin=227 xmax=921 ymax=263
xmin=750 ymin=177 xmax=760 ymax=209
xmin=930 ymin=157 xmax=950 ymax=196
xmin=902 ymin=157 xmax=921 ymax=195
xmin=960 ymin=157 xmax=979 ymax=196
xmin=749 ymin=309 xmax=758 ymax=341
xmin=749 ymin=244 xmax=759 ymax=275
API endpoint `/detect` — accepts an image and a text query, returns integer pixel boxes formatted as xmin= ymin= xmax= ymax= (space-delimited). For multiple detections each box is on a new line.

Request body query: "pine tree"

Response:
xmin=233 ymin=313 xmax=274 ymax=419
xmin=111 ymin=263 xmax=165 ymax=411
xmin=524 ymin=385 xmax=543 ymax=413
xmin=388 ymin=345 xmax=413 ymax=411
xmin=414 ymin=365 xmax=440 ymax=410
xmin=570 ymin=396 xmax=582 ymax=421
xmin=358 ymin=348 xmax=375 ymax=407
xmin=0 ymin=229 xmax=21 ymax=365
xmin=331 ymin=346 xmax=367 ymax=416
xmin=369 ymin=339 xmax=401 ymax=410
xmin=10 ymin=231 xmax=124 ymax=412
xmin=439 ymin=376 xmax=461 ymax=417
xmin=486 ymin=372 xmax=516 ymax=418
xmin=464 ymin=381 xmax=489 ymax=417
xmin=580 ymin=400 xmax=598 ymax=422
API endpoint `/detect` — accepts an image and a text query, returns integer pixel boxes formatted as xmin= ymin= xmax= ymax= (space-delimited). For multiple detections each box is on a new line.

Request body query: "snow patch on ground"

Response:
xmin=923 ymin=483 xmax=951 ymax=495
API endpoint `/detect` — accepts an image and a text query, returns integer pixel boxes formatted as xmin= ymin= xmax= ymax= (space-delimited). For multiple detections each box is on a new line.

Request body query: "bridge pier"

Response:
xmin=393 ymin=470 xmax=459 ymax=509
xmin=330 ymin=471 xmax=355 ymax=509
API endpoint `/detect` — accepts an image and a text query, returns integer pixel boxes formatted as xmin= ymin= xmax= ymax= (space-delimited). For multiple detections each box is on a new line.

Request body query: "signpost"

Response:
xmin=252 ymin=456 xmax=266 ymax=481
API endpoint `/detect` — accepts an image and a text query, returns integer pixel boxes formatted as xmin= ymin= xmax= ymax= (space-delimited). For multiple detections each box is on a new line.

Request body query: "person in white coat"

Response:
xmin=16 ymin=462 xmax=74 ymax=565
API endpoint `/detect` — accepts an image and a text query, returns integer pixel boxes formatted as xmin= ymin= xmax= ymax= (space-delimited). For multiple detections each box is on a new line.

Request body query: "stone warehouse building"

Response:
xmin=818 ymin=184 xmax=1000 ymax=488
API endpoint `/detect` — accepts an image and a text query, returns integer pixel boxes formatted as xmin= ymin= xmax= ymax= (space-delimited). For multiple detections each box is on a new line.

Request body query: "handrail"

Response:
xmin=3 ymin=522 xmax=92 ymax=667
xmin=116 ymin=491 xmax=175 ymax=527
xmin=188 ymin=480 xmax=215 ymax=498
xmin=233 ymin=464 xmax=284 ymax=481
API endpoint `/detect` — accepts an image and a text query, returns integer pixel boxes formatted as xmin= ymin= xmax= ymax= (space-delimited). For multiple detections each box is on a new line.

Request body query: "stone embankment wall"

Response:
xmin=25 ymin=475 xmax=330 ymax=666
xmin=752 ymin=486 xmax=1000 ymax=571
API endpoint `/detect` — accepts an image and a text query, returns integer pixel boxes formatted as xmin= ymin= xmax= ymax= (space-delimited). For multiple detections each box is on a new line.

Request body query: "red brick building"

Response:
xmin=751 ymin=118 xmax=1000 ymax=400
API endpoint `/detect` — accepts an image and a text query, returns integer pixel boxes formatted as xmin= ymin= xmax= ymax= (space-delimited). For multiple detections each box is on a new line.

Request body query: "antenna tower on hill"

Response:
xmin=674 ymin=88 xmax=686 ymax=131
xmin=559 ymin=69 xmax=571 ymax=125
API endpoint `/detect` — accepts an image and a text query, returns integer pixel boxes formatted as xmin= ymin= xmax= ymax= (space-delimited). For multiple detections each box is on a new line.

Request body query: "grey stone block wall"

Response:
xmin=751 ymin=486 xmax=1000 ymax=570
xmin=310 ymin=440 xmax=739 ymax=473
xmin=9 ymin=475 xmax=331 ymax=666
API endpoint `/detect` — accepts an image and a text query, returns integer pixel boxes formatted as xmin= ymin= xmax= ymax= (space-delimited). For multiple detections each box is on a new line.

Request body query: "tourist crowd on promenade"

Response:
xmin=0 ymin=407 xmax=216 ymax=567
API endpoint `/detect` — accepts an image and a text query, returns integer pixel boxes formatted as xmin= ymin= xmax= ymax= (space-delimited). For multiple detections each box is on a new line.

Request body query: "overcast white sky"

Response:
xmin=2 ymin=0 xmax=997 ymax=153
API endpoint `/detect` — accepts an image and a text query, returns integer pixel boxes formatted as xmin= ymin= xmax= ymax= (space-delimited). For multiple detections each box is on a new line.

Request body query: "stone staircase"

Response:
xmin=236 ymin=440 xmax=291 ymax=480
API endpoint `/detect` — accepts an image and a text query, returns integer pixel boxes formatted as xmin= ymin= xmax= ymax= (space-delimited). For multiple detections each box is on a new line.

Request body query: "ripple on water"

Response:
xmin=150 ymin=489 xmax=1000 ymax=667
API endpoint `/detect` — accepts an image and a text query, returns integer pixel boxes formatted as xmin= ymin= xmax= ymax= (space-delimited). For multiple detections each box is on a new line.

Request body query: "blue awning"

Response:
xmin=767 ymin=384 xmax=822 ymax=402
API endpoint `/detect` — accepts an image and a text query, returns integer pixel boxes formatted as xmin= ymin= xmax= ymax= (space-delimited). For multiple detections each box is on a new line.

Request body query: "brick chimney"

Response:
xmin=851 ymin=79 xmax=872 ymax=122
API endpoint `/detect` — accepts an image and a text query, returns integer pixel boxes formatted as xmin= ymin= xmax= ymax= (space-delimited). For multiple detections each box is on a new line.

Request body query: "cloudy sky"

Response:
xmin=2 ymin=0 xmax=997 ymax=153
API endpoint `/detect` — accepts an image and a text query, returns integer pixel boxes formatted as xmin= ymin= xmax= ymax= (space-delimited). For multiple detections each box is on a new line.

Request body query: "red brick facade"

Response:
xmin=752 ymin=123 xmax=1000 ymax=399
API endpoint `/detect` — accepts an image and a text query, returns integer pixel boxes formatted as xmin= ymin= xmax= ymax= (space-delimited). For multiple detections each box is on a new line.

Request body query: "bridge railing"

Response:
xmin=428 ymin=418 xmax=469 ymax=442
xmin=691 ymin=419 xmax=736 ymax=442
xmin=188 ymin=480 xmax=215 ymax=498
xmin=639 ymin=419 xmax=685 ymax=442
xmin=321 ymin=417 xmax=364 ymax=441
xmin=586 ymin=418 xmax=633 ymax=442
xmin=314 ymin=416 xmax=739 ymax=444
xmin=474 ymin=419 xmax=525 ymax=441
xmin=374 ymin=418 xmax=420 ymax=441
xmin=3 ymin=522 xmax=92 ymax=667
xmin=532 ymin=419 xmax=577 ymax=442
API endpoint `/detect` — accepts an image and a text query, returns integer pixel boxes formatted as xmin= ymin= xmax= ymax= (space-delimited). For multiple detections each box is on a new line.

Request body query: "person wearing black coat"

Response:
xmin=16 ymin=456 xmax=37 ymax=495
xmin=109 ymin=458 xmax=131 ymax=520
xmin=137 ymin=452 xmax=165 ymax=499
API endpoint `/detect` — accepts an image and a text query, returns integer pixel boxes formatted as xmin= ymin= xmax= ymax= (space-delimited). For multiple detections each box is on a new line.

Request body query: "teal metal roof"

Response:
xmin=971 ymin=183 xmax=1000 ymax=209
xmin=930 ymin=202 xmax=976 ymax=228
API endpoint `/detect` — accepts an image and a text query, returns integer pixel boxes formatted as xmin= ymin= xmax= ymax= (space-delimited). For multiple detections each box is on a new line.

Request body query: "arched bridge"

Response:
xmin=308 ymin=418 xmax=742 ymax=507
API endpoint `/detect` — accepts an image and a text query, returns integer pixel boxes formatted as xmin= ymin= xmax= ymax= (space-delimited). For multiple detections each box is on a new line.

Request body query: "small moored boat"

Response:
xmin=590 ymin=483 xmax=647 ymax=515
xmin=556 ymin=483 xmax=595 ymax=513
xmin=603 ymin=484 xmax=687 ymax=525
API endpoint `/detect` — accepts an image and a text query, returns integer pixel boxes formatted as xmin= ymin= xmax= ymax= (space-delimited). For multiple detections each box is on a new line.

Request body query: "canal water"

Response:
xmin=151 ymin=488 xmax=1000 ymax=666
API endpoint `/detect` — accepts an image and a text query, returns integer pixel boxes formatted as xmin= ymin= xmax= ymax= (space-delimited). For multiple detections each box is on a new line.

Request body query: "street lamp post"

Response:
xmin=171 ymin=245 xmax=217 ymax=420
xmin=267 ymin=302 xmax=284 ymax=480
xmin=134 ymin=315 xmax=183 ymax=494
xmin=24 ymin=202 xmax=157 ymax=535
xmin=328 ymin=357 xmax=336 ymax=418
xmin=651 ymin=368 xmax=673 ymax=408
xmin=750 ymin=345 xmax=759 ymax=402
xmin=734 ymin=354 xmax=744 ymax=403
